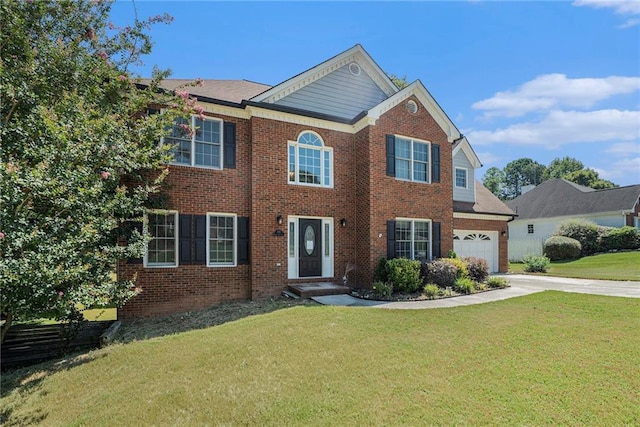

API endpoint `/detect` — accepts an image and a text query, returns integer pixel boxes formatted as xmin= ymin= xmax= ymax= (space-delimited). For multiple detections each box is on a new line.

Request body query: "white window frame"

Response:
xmin=288 ymin=131 xmax=333 ymax=188
xmin=163 ymin=115 xmax=224 ymax=169
xmin=455 ymin=167 xmax=468 ymax=189
xmin=144 ymin=210 xmax=179 ymax=268
xmin=394 ymin=218 xmax=432 ymax=261
xmin=394 ymin=135 xmax=431 ymax=184
xmin=206 ymin=213 xmax=237 ymax=267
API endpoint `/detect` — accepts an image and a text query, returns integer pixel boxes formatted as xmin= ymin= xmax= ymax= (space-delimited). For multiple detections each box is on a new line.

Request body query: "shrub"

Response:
xmin=523 ymin=254 xmax=551 ymax=273
xmin=487 ymin=277 xmax=509 ymax=289
xmin=453 ymin=277 xmax=475 ymax=294
xmin=374 ymin=258 xmax=388 ymax=283
xmin=385 ymin=258 xmax=422 ymax=293
xmin=462 ymin=257 xmax=489 ymax=282
xmin=556 ymin=219 xmax=601 ymax=255
xmin=600 ymin=226 xmax=640 ymax=251
xmin=440 ymin=257 xmax=469 ymax=279
xmin=544 ymin=236 xmax=582 ymax=260
xmin=447 ymin=250 xmax=457 ymax=258
xmin=371 ymin=281 xmax=393 ymax=299
xmin=423 ymin=283 xmax=440 ymax=299
xmin=424 ymin=259 xmax=458 ymax=288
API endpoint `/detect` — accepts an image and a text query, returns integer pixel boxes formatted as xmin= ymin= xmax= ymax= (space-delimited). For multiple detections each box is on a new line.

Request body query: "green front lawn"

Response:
xmin=510 ymin=251 xmax=640 ymax=281
xmin=2 ymin=292 xmax=639 ymax=425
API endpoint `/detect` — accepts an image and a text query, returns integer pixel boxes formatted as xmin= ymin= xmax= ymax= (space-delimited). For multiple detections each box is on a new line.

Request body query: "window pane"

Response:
xmin=147 ymin=213 xmax=176 ymax=266
xmin=413 ymin=162 xmax=427 ymax=182
xmin=195 ymin=141 xmax=220 ymax=167
xmin=289 ymin=222 xmax=295 ymax=257
xmin=395 ymin=138 xmax=411 ymax=160
xmin=298 ymin=132 xmax=322 ymax=147
xmin=194 ymin=118 xmax=220 ymax=143
xmin=289 ymin=145 xmax=296 ymax=182
xmin=298 ymin=147 xmax=321 ymax=184
xmin=324 ymin=223 xmax=330 ymax=256
xmin=456 ymin=169 xmax=467 ymax=187
xmin=413 ymin=142 xmax=428 ymax=162
xmin=209 ymin=215 xmax=235 ymax=265
xmin=396 ymin=159 xmax=410 ymax=180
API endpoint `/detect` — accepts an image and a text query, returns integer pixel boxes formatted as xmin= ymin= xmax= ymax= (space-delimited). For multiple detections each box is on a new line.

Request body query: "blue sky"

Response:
xmin=110 ymin=1 xmax=640 ymax=186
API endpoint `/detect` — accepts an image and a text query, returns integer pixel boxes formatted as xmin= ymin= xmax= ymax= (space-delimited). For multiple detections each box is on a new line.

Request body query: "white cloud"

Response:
xmin=573 ymin=0 xmax=640 ymax=15
xmin=472 ymin=74 xmax=640 ymax=117
xmin=605 ymin=142 xmax=640 ymax=156
xmin=573 ymin=0 xmax=640 ymax=27
xmin=467 ymin=109 xmax=640 ymax=146
xmin=595 ymin=156 xmax=640 ymax=182
xmin=475 ymin=151 xmax=501 ymax=165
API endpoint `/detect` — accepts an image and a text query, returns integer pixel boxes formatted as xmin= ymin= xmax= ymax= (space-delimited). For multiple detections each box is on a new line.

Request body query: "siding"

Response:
xmin=274 ymin=64 xmax=387 ymax=120
xmin=452 ymin=150 xmax=475 ymax=202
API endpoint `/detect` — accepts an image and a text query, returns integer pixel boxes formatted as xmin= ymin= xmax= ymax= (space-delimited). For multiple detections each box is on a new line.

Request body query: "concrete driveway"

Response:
xmin=312 ymin=274 xmax=640 ymax=309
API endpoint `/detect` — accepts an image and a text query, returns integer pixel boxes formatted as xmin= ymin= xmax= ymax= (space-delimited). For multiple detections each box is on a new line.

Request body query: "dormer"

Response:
xmin=452 ymin=136 xmax=482 ymax=202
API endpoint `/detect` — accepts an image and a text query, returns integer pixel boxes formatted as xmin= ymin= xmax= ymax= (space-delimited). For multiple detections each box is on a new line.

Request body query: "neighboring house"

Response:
xmin=506 ymin=179 xmax=640 ymax=260
xmin=118 ymin=44 xmax=514 ymax=320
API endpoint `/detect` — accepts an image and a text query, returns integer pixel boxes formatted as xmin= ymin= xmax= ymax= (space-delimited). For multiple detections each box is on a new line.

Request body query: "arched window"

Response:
xmin=288 ymin=131 xmax=333 ymax=187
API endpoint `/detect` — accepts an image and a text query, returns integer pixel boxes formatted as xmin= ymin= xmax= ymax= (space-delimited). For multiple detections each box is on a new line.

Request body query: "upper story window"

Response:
xmin=288 ymin=131 xmax=333 ymax=187
xmin=164 ymin=116 xmax=223 ymax=169
xmin=144 ymin=211 xmax=178 ymax=268
xmin=455 ymin=167 xmax=468 ymax=188
xmin=395 ymin=136 xmax=430 ymax=183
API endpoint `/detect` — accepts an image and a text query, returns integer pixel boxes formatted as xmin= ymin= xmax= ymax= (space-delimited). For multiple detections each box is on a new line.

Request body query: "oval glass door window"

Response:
xmin=304 ymin=225 xmax=315 ymax=255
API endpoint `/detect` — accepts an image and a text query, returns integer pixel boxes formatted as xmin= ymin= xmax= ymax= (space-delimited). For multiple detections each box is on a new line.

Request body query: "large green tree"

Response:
xmin=482 ymin=166 xmax=506 ymax=199
xmin=0 ymin=0 xmax=194 ymax=340
xmin=502 ymin=158 xmax=547 ymax=200
xmin=564 ymin=169 xmax=617 ymax=189
xmin=543 ymin=156 xmax=584 ymax=181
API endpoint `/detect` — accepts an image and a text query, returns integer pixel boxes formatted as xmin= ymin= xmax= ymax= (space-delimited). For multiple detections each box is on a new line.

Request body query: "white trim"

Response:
xmin=287 ymin=131 xmax=334 ymax=188
xmin=454 ymin=212 xmax=512 ymax=221
xmin=144 ymin=210 xmax=179 ymax=268
xmin=287 ymin=216 xmax=334 ymax=279
xmin=206 ymin=213 xmax=237 ymax=267
xmin=455 ymin=167 xmax=468 ymax=189
xmin=393 ymin=135 xmax=431 ymax=184
xmin=394 ymin=217 xmax=433 ymax=260
xmin=451 ymin=136 xmax=482 ymax=168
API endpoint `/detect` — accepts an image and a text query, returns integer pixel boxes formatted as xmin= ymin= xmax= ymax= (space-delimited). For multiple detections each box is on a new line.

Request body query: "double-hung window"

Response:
xmin=455 ymin=167 xmax=468 ymax=188
xmin=165 ymin=116 xmax=223 ymax=168
xmin=288 ymin=131 xmax=333 ymax=187
xmin=395 ymin=219 xmax=431 ymax=261
xmin=207 ymin=214 xmax=236 ymax=266
xmin=145 ymin=211 xmax=178 ymax=267
xmin=395 ymin=136 xmax=430 ymax=183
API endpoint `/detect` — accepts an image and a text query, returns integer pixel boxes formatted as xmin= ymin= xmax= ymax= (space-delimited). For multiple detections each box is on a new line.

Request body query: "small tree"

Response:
xmin=0 ymin=0 xmax=196 ymax=341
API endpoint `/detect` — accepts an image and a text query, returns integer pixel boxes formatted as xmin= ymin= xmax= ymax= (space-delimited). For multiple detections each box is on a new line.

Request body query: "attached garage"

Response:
xmin=453 ymin=230 xmax=499 ymax=273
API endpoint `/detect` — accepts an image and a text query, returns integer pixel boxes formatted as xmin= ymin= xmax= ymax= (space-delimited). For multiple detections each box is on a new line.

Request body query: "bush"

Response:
xmin=374 ymin=258 xmax=388 ymax=283
xmin=600 ymin=226 xmax=640 ymax=251
xmin=441 ymin=257 xmax=469 ymax=279
xmin=523 ymin=254 xmax=551 ymax=273
xmin=424 ymin=259 xmax=458 ymax=288
xmin=371 ymin=281 xmax=393 ymax=299
xmin=423 ymin=283 xmax=440 ymax=299
xmin=556 ymin=219 xmax=601 ymax=255
xmin=544 ymin=236 xmax=582 ymax=260
xmin=462 ymin=257 xmax=489 ymax=282
xmin=487 ymin=277 xmax=509 ymax=289
xmin=385 ymin=258 xmax=422 ymax=293
xmin=453 ymin=277 xmax=475 ymax=294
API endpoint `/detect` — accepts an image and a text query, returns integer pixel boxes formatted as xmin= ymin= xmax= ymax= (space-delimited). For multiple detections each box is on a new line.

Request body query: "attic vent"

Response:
xmin=407 ymin=100 xmax=418 ymax=114
xmin=348 ymin=62 xmax=361 ymax=76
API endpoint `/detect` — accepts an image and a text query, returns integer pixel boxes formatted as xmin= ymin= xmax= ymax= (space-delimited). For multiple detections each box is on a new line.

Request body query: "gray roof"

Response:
xmin=505 ymin=179 xmax=640 ymax=220
xmin=454 ymin=181 xmax=515 ymax=217
xmin=139 ymin=79 xmax=272 ymax=104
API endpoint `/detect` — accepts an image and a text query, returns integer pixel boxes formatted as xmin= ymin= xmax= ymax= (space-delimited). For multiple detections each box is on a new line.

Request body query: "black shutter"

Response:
xmin=432 ymin=221 xmax=441 ymax=260
xmin=386 ymin=220 xmax=396 ymax=259
xmin=431 ymin=144 xmax=440 ymax=183
xmin=179 ymin=214 xmax=192 ymax=265
xmin=194 ymin=215 xmax=207 ymax=264
xmin=223 ymin=122 xmax=236 ymax=169
xmin=386 ymin=134 xmax=395 ymax=177
xmin=127 ymin=221 xmax=144 ymax=264
xmin=237 ymin=217 xmax=250 ymax=265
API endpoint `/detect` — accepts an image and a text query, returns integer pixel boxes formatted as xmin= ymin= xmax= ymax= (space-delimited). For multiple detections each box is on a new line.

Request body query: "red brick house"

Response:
xmin=118 ymin=45 xmax=514 ymax=320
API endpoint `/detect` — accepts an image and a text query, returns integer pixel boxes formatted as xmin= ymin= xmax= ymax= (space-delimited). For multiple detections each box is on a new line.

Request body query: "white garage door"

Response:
xmin=453 ymin=230 xmax=498 ymax=273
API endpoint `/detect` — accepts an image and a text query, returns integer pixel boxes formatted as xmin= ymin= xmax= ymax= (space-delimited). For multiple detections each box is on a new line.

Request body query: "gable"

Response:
xmin=272 ymin=62 xmax=388 ymax=120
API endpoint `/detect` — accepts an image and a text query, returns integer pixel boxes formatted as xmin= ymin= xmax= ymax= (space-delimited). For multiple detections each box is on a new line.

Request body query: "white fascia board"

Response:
xmin=454 ymin=212 xmax=512 ymax=221
xmin=367 ymin=81 xmax=461 ymax=142
xmin=250 ymin=44 xmax=398 ymax=103
xmin=452 ymin=137 xmax=482 ymax=168
xmin=510 ymin=211 xmax=632 ymax=224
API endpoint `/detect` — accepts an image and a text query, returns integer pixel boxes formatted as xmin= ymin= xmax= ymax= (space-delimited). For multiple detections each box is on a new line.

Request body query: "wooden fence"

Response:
xmin=508 ymin=238 xmax=545 ymax=262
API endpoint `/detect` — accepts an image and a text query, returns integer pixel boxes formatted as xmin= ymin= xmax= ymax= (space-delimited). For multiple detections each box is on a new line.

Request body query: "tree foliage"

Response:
xmin=0 ymin=0 xmax=194 ymax=341
xmin=388 ymin=73 xmax=410 ymax=89
xmin=482 ymin=156 xmax=617 ymax=200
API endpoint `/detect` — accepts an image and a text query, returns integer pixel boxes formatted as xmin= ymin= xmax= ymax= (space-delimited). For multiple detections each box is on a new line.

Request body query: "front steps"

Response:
xmin=287 ymin=282 xmax=350 ymax=298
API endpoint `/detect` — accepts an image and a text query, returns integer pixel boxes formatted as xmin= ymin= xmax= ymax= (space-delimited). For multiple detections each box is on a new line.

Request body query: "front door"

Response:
xmin=299 ymin=218 xmax=322 ymax=277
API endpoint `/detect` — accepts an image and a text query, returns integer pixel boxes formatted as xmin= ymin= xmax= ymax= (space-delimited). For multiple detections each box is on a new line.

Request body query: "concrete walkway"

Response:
xmin=311 ymin=274 xmax=640 ymax=309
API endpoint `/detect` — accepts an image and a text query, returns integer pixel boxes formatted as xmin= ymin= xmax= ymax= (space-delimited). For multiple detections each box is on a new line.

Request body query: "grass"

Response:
xmin=510 ymin=251 xmax=640 ymax=281
xmin=2 ymin=292 xmax=639 ymax=426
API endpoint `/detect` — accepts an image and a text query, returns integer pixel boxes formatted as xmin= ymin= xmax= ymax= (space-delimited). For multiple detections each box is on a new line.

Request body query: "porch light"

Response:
xmin=340 ymin=218 xmax=347 ymax=227
xmin=276 ymin=214 xmax=283 ymax=225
